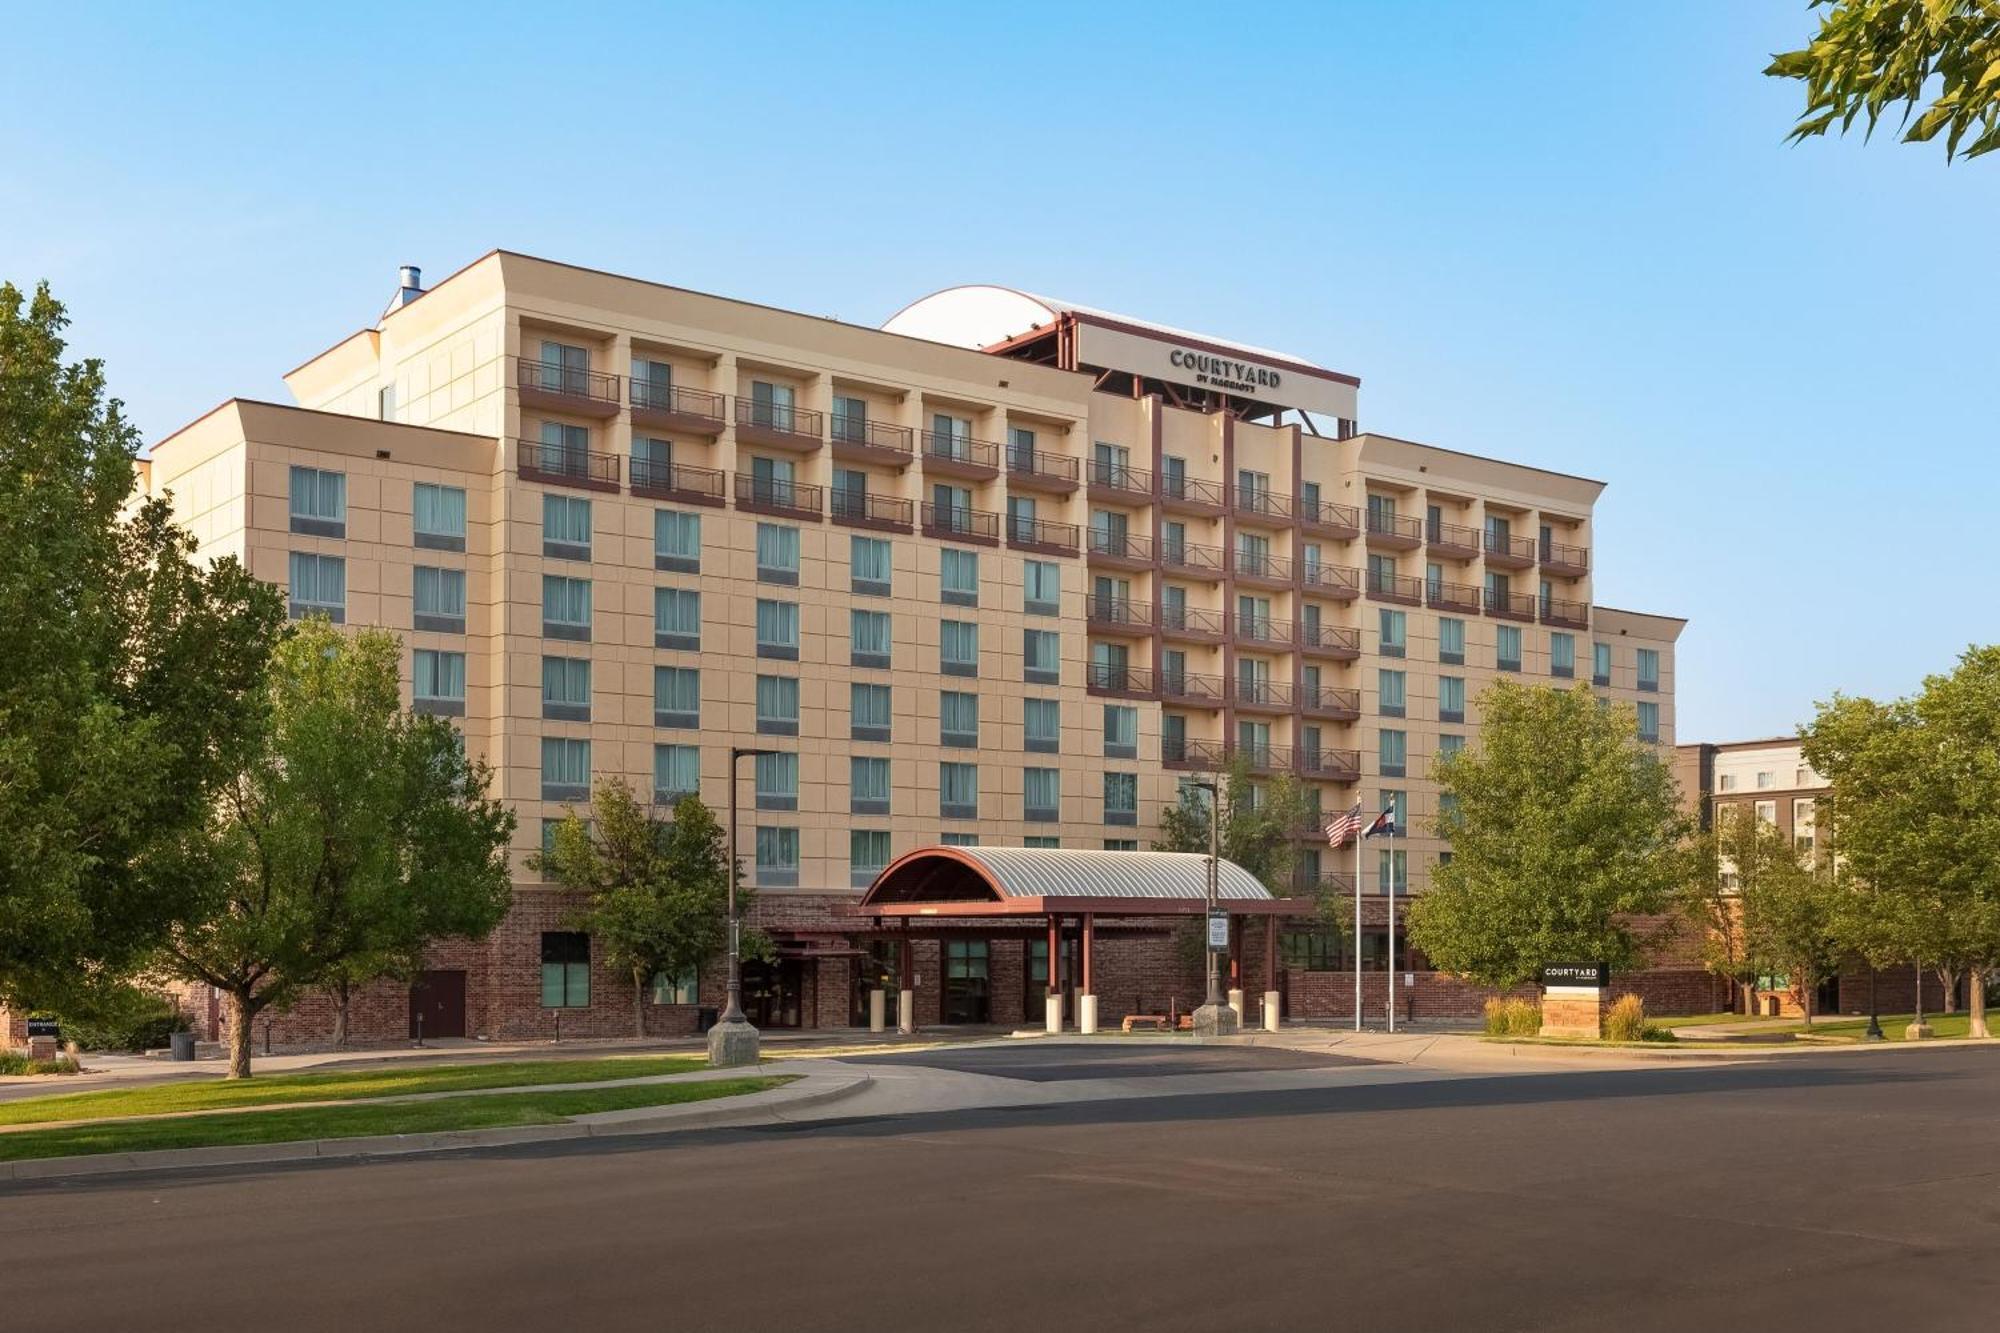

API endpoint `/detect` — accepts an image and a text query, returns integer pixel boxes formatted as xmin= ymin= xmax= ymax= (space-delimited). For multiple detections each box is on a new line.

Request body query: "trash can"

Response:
xmin=169 ymin=1031 xmax=197 ymax=1061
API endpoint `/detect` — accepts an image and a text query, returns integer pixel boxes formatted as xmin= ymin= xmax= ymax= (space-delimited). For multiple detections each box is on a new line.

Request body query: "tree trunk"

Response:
xmin=330 ymin=979 xmax=351 ymax=1050
xmin=1970 ymin=970 xmax=1990 ymax=1040
xmin=226 ymin=990 xmax=258 ymax=1079
xmin=633 ymin=969 xmax=647 ymax=1039
xmin=1800 ymin=978 xmax=1814 ymax=1028
xmin=1937 ymin=966 xmax=1958 ymax=1015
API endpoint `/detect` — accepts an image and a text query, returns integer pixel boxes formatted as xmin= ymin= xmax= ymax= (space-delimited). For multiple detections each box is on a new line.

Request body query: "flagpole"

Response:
xmin=1386 ymin=799 xmax=1397 ymax=1034
xmin=1352 ymin=813 xmax=1362 ymax=1033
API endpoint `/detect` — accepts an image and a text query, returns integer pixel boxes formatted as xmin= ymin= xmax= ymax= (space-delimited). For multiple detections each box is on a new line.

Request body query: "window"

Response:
xmin=1755 ymin=771 xmax=1774 ymax=789
xmin=288 ymin=552 xmax=346 ymax=621
xmin=1024 ymin=628 xmax=1060 ymax=684
xmin=1282 ymin=929 xmax=1343 ymax=972
xmin=656 ymin=510 xmax=701 ymax=574
xmin=1439 ymin=734 xmax=1466 ymax=760
xmin=1024 ymin=560 xmax=1060 ymax=616
xmin=542 ymin=656 xmax=591 ymax=722
xmin=412 ymin=566 xmax=466 ymax=633
xmin=539 ymin=932 xmax=590 ymax=1008
xmin=1379 ymin=729 xmax=1407 ymax=778
xmin=851 ymin=682 xmax=891 ymax=741
xmin=543 ymin=494 xmax=592 ymax=560
xmin=940 ymin=691 xmax=979 ymax=747
xmin=1637 ymin=648 xmax=1660 ymax=692
xmin=1754 ymin=799 xmax=1777 ymax=825
xmin=940 ymin=762 xmax=979 ymax=820
xmin=940 ymin=547 xmax=978 ymax=606
xmin=1101 ymin=704 xmax=1135 ymax=759
xmin=756 ymin=523 xmax=800 ymax=584
xmin=1104 ymin=839 xmax=1139 ymax=852
xmin=757 ymin=675 xmax=801 ymax=736
xmin=1593 ymin=641 xmax=1612 ymax=686
xmin=1440 ymin=676 xmax=1466 ymax=724
xmin=1719 ymin=773 xmax=1738 ymax=793
xmin=1439 ymin=793 xmax=1462 ymax=832
xmin=1637 ymin=701 xmax=1661 ymax=742
xmin=754 ymin=752 xmax=798 ymax=812
xmin=756 ymin=599 xmax=799 ymax=659
xmin=413 ymin=482 xmax=466 ymax=550
xmin=1025 ymin=698 xmax=1062 ymax=754
xmin=654 ymin=587 xmax=701 ymax=650
xmin=941 ymin=832 xmax=980 ymax=848
xmin=654 ymin=744 xmax=699 ymax=802
xmin=1024 ymin=768 xmax=1061 ymax=822
xmin=540 ymin=737 xmax=590 ymax=801
xmin=1437 ymin=615 xmax=1465 ymax=666
xmin=542 ymin=575 xmax=591 ymax=642
xmin=1379 ymin=669 xmax=1406 ymax=717
xmin=412 ymin=649 xmax=465 ymax=715
xmin=1377 ymin=848 xmax=1408 ymax=897
xmin=649 ymin=966 xmax=698 ymax=1006
xmin=831 ymin=395 xmax=867 ymax=442
xmin=1550 ymin=632 xmax=1575 ymax=679
xmin=1379 ymin=608 xmax=1406 ymax=658
xmin=289 ymin=466 xmax=346 ymax=537
xmin=1496 ymin=624 xmax=1522 ymax=672
xmin=655 ymin=666 xmax=700 ymax=729
xmin=940 ymin=620 xmax=978 ymax=677
xmin=851 ymin=535 xmax=891 ymax=595
xmin=1024 ymin=836 xmax=1061 ymax=849
xmin=850 ymin=830 xmax=891 ymax=888
xmin=1103 ymin=772 xmax=1138 ymax=826
xmin=851 ymin=756 xmax=891 ymax=815
xmin=851 ymin=609 xmax=891 ymax=669
xmin=1237 ymin=468 xmax=1271 ymax=509
xmin=755 ymin=827 xmax=800 ymax=887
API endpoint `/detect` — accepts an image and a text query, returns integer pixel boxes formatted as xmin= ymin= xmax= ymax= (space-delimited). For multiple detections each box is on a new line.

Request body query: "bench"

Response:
xmin=1121 ymin=1014 xmax=1171 ymax=1033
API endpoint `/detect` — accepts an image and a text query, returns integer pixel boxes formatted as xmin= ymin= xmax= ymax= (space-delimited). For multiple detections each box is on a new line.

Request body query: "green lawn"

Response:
xmin=1647 ymin=1013 xmax=1766 ymax=1029
xmin=0 ymin=1076 xmax=788 ymax=1162
xmin=1765 ymin=1012 xmax=1990 ymax=1042
xmin=0 ymin=1055 xmax=709 ymax=1127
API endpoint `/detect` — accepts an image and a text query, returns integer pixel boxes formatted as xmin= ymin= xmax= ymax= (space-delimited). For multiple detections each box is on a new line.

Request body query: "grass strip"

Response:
xmin=0 ymin=1076 xmax=788 ymax=1163
xmin=0 ymin=1056 xmax=709 ymax=1127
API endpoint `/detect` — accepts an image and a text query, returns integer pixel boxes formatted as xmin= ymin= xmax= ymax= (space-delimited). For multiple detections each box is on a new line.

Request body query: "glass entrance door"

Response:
xmin=943 ymin=939 xmax=990 ymax=1023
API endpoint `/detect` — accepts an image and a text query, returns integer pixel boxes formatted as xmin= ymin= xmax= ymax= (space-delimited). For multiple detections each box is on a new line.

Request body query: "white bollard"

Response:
xmin=868 ymin=988 xmax=885 ymax=1034
xmin=1044 ymin=993 xmax=1063 ymax=1034
xmin=1227 ymin=988 xmax=1245 ymax=1022
xmin=1263 ymin=990 xmax=1281 ymax=1032
xmin=1079 ymin=994 xmax=1099 ymax=1035
xmin=898 ymin=988 xmax=914 ymax=1035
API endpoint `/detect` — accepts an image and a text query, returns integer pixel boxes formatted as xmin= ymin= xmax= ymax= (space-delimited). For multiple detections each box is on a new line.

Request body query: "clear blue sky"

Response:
xmin=4 ymin=3 xmax=1994 ymax=742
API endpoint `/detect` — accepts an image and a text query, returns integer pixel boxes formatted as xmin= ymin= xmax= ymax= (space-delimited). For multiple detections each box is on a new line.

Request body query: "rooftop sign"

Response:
xmin=1073 ymin=321 xmax=1358 ymax=421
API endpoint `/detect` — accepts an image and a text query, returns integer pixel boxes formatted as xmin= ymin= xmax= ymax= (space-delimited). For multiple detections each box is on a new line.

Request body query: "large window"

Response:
xmin=755 ymin=827 xmax=800 ymax=887
xmin=1281 ymin=929 xmax=1343 ymax=972
xmin=1023 ymin=628 xmax=1060 ymax=684
xmin=289 ymin=466 xmax=346 ymax=536
xmin=412 ymin=649 xmax=465 ymax=714
xmin=757 ymin=675 xmax=800 ymax=735
xmin=541 ymin=737 xmax=590 ymax=801
xmin=1637 ymin=649 xmax=1660 ymax=692
xmin=1439 ymin=676 xmax=1466 ymax=724
xmin=851 ymin=756 xmax=891 ymax=815
xmin=756 ymin=523 xmax=800 ymax=583
xmin=851 ymin=609 xmax=891 ymax=668
xmin=1495 ymin=624 xmax=1522 ymax=672
xmin=941 ymin=620 xmax=979 ymax=677
xmin=543 ymin=494 xmax=592 ymax=560
xmin=288 ymin=552 xmax=346 ymax=620
xmin=540 ymin=932 xmax=590 ymax=1008
xmin=1102 ymin=704 xmax=1135 ymax=758
xmin=1023 ymin=768 xmax=1061 ymax=822
xmin=413 ymin=566 xmax=466 ymax=632
xmin=1593 ymin=641 xmax=1612 ymax=686
xmin=542 ymin=575 xmax=591 ymax=642
xmin=654 ymin=744 xmax=699 ymax=802
xmin=1103 ymin=772 xmax=1138 ymax=826
xmin=1379 ymin=728 xmax=1407 ymax=778
xmin=754 ymin=752 xmax=799 ymax=812
xmin=1024 ymin=698 xmax=1061 ymax=754
xmin=1439 ymin=616 xmax=1465 ymax=665
xmin=851 ymin=682 xmax=891 ymax=741
xmin=413 ymin=482 xmax=466 ymax=550
xmin=655 ymin=587 xmax=701 ymax=650
xmin=1439 ymin=733 xmax=1466 ymax=760
xmin=755 ymin=599 xmax=799 ymax=659
xmin=1637 ymin=701 xmax=1660 ymax=742
xmin=851 ymin=535 xmax=891 ymax=595
xmin=1024 ymin=560 xmax=1059 ymax=616
xmin=1379 ymin=608 xmax=1406 ymax=658
xmin=1550 ymin=632 xmax=1576 ymax=679
xmin=541 ymin=656 xmax=591 ymax=722
xmin=655 ymin=666 xmax=700 ymax=729
xmin=940 ymin=763 xmax=979 ymax=820
xmin=656 ymin=510 xmax=701 ymax=573
xmin=940 ymin=691 xmax=979 ymax=747
xmin=1378 ymin=669 xmax=1406 ymax=717
xmin=940 ymin=548 xmax=978 ymax=606
xmin=851 ymin=830 xmax=892 ymax=888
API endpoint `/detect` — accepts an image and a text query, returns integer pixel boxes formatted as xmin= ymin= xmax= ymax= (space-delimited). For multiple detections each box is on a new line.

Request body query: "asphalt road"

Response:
xmin=5 ymin=1044 xmax=1998 ymax=1333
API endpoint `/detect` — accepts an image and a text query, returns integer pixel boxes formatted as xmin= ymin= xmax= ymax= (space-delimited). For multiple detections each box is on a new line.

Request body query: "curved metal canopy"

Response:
xmin=859 ymin=846 xmax=1275 ymax=911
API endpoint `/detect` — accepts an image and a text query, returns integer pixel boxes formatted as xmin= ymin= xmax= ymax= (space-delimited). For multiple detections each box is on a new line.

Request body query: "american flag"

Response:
xmin=1324 ymin=802 xmax=1365 ymax=847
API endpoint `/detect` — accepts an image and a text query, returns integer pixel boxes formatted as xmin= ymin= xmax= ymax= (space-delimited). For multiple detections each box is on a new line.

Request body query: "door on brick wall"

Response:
xmin=1023 ymin=936 xmax=1080 ymax=1023
xmin=850 ymin=942 xmax=900 ymax=1026
xmin=409 ymin=970 xmax=467 ymax=1040
xmin=742 ymin=959 xmax=803 ymax=1028
xmin=944 ymin=939 xmax=991 ymax=1023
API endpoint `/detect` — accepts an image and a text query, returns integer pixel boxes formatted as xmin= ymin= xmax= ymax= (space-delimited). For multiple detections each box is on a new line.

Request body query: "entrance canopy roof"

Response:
xmin=853 ymin=847 xmax=1306 ymax=918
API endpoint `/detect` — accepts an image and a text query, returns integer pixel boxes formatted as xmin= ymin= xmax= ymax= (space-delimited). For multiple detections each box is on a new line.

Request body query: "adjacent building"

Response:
xmin=141 ymin=252 xmax=1691 ymax=1044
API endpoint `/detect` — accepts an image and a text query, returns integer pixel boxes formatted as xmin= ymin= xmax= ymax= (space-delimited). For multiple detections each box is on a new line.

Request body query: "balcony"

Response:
xmin=919 ymin=432 xmax=1000 ymax=481
xmin=1160 ymin=473 xmax=1227 ymax=516
xmin=1232 ymin=548 xmax=1293 ymax=588
xmin=1485 ymin=588 xmax=1537 ymax=622
xmin=1232 ymin=614 xmax=1293 ymax=649
xmin=1087 ymin=530 xmax=1153 ymax=571
xmin=1160 ymin=539 xmax=1227 ymax=581
xmin=734 ymin=473 xmax=824 ymax=521
xmin=1483 ymin=531 xmax=1537 ymax=570
xmin=1238 ymin=743 xmax=1293 ymax=775
xmin=516 ymin=358 xmax=621 ymax=419
xmin=1297 ymin=746 xmax=1363 ymax=782
xmin=630 ymin=456 xmax=725 ymax=507
xmin=1426 ymin=579 xmax=1483 ymax=614
xmin=1541 ymin=596 xmax=1590 ymax=629
xmin=1006 ymin=514 xmax=1080 ymax=557
xmin=829 ymin=416 xmax=915 ymax=468
xmin=630 ymin=381 xmax=726 ymax=436
xmin=1086 ymin=596 xmax=1153 ymax=635
xmin=1159 ymin=670 xmax=1226 ymax=707
xmin=1233 ymin=485 xmax=1292 ymax=529
xmin=1085 ymin=662 xmax=1155 ymax=699
xmin=1231 ymin=677 xmax=1295 ymax=713
xmin=1291 ymin=869 xmax=1358 ymax=895
xmin=1364 ymin=510 xmax=1423 ymax=551
xmin=517 ymin=439 xmax=620 ymax=493
xmin=1299 ymin=622 xmax=1362 ymax=661
xmin=1158 ymin=604 xmax=1226 ymax=644
xmin=1302 ymin=684 xmax=1362 ymax=720
xmin=1299 ymin=497 xmax=1361 ymax=540
xmin=1164 ymin=738 xmax=1292 ymax=775
xmin=733 ymin=398 xmax=824 ymax=454
xmin=1365 ymin=569 xmax=1422 ymax=606
xmin=1541 ymin=537 xmax=1590 ymax=577
xmin=1005 ymin=443 xmax=1080 ymax=495
xmin=1087 ymin=460 xmax=1153 ymax=503
xmin=831 ymin=490 xmax=914 ymax=535
xmin=1301 ymin=562 xmax=1361 ymax=600
xmin=922 ymin=502 xmax=999 ymax=546
xmin=1426 ymin=519 xmax=1480 ymax=559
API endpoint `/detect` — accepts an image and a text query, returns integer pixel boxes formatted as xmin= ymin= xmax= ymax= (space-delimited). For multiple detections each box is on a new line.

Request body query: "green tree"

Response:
xmin=533 ymin=780 xmax=734 ymax=1037
xmin=157 ymin=621 xmax=515 ymax=1076
xmin=0 ymin=281 xmax=283 ymax=1013
xmin=1767 ymin=0 xmax=2000 ymax=160
xmin=1707 ymin=806 xmax=1845 ymax=1027
xmin=1679 ymin=808 xmax=1764 ymax=1015
xmin=1406 ymin=682 xmax=1690 ymax=988
xmin=1152 ymin=755 xmax=1310 ymax=894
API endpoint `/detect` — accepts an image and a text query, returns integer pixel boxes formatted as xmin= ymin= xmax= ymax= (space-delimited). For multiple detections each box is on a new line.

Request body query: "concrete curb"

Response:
xmin=0 ymin=1072 xmax=869 ymax=1186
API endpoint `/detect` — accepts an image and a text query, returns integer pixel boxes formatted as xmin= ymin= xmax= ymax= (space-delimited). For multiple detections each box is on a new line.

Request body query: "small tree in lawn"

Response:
xmin=1153 ymin=755 xmax=1310 ymax=895
xmin=1717 ymin=806 xmax=1844 ymax=1027
xmin=533 ymin=780 xmax=733 ymax=1038
xmin=1680 ymin=808 xmax=1763 ymax=1015
xmin=1406 ymin=681 xmax=1690 ymax=988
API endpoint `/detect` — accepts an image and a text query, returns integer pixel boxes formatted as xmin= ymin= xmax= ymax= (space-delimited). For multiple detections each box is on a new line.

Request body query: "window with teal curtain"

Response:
xmin=542 ymin=575 xmax=590 ymax=628
xmin=851 ymin=683 xmax=890 ymax=736
xmin=940 ymin=548 xmax=978 ymax=602
xmin=851 ymin=756 xmax=891 ymax=805
xmin=756 ymin=675 xmax=800 ymax=725
xmin=1024 ymin=698 xmax=1060 ymax=749
xmin=939 ymin=763 xmax=978 ymax=817
xmin=1024 ymin=560 xmax=1059 ymax=613
xmin=940 ymin=691 xmax=979 ymax=746
xmin=413 ymin=649 xmax=465 ymax=701
xmin=655 ymin=588 xmax=701 ymax=642
xmin=654 ymin=744 xmax=699 ymax=799
xmin=655 ymin=510 xmax=701 ymax=566
xmin=289 ymin=552 xmax=345 ymax=611
xmin=1103 ymin=772 xmax=1137 ymax=819
xmin=542 ymin=657 xmax=591 ymax=707
xmin=414 ymin=566 xmax=466 ymax=618
xmin=851 ymin=535 xmax=891 ymax=589
xmin=289 ymin=466 xmax=346 ymax=522
xmin=541 ymin=737 xmax=590 ymax=788
xmin=755 ymin=599 xmax=799 ymax=649
xmin=655 ymin=667 xmax=700 ymax=726
xmin=1438 ymin=616 xmax=1465 ymax=659
xmin=1496 ymin=624 xmax=1522 ymax=669
xmin=756 ymin=523 xmax=800 ymax=574
xmin=544 ymin=494 xmax=592 ymax=547
xmin=940 ymin=620 xmax=978 ymax=671
xmin=1378 ymin=669 xmax=1406 ymax=714
xmin=1023 ymin=768 xmax=1060 ymax=820
xmin=1379 ymin=728 xmax=1407 ymax=775
xmin=851 ymin=609 xmax=891 ymax=660
xmin=412 ymin=483 xmax=465 ymax=540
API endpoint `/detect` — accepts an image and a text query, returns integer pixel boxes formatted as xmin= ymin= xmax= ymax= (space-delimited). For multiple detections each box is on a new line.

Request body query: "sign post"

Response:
xmin=1538 ymin=962 xmax=1609 ymax=1038
xmin=1206 ymin=911 xmax=1229 ymax=951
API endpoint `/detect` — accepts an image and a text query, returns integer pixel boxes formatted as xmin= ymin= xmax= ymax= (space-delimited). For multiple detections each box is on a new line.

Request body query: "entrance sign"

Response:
xmin=1207 ymin=911 xmax=1229 ymax=950
xmin=1541 ymin=962 xmax=1609 ymax=988
xmin=25 ymin=1018 xmax=59 ymax=1039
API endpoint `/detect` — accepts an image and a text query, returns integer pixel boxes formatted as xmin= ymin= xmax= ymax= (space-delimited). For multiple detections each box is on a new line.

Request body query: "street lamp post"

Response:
xmin=1189 ymin=777 xmax=1239 ymax=1039
xmin=709 ymin=746 xmax=775 ymax=1068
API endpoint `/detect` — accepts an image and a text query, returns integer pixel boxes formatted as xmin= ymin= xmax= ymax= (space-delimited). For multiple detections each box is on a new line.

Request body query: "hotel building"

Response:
xmin=142 ymin=252 xmax=1688 ymax=1043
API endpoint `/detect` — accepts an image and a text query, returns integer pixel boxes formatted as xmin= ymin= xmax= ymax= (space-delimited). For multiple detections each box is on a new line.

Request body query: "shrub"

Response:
xmin=1504 ymin=997 xmax=1541 ymax=1036
xmin=0 ymin=1050 xmax=81 ymax=1076
xmin=1605 ymin=993 xmax=1649 ymax=1042
xmin=44 ymin=986 xmax=189 ymax=1052
xmin=1640 ymin=1025 xmax=1678 ymax=1043
xmin=1482 ymin=997 xmax=1510 ymax=1036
